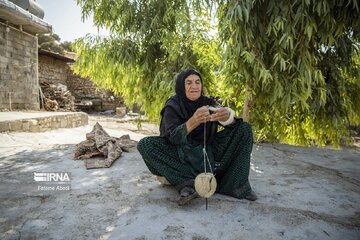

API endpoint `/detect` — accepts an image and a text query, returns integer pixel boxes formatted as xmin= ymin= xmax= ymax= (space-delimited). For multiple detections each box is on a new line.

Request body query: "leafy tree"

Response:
xmin=73 ymin=0 xmax=360 ymax=147
xmin=38 ymin=33 xmax=64 ymax=53
xmin=217 ymin=0 xmax=360 ymax=146
xmin=73 ymin=0 xmax=220 ymax=121
xmin=38 ymin=33 xmax=74 ymax=53
xmin=60 ymin=41 xmax=74 ymax=52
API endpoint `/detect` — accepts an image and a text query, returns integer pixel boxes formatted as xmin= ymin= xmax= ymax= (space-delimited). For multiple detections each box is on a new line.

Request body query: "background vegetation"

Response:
xmin=72 ymin=0 xmax=360 ymax=147
xmin=38 ymin=33 xmax=73 ymax=53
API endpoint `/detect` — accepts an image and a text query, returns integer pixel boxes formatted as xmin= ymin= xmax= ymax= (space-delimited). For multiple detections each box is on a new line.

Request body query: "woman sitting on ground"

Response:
xmin=137 ymin=68 xmax=257 ymax=205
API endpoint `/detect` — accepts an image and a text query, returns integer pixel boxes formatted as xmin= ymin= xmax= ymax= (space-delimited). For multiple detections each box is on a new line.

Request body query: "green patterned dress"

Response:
xmin=137 ymin=119 xmax=253 ymax=199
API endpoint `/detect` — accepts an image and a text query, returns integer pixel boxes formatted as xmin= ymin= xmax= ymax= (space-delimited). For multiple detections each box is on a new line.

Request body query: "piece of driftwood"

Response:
xmin=74 ymin=122 xmax=137 ymax=169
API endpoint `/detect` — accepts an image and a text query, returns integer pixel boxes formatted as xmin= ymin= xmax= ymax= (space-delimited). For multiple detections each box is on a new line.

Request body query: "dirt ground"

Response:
xmin=0 ymin=114 xmax=359 ymax=240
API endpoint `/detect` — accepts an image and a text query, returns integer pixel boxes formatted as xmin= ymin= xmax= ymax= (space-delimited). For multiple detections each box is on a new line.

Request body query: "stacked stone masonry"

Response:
xmin=0 ymin=23 xmax=39 ymax=110
xmin=66 ymin=73 xmax=124 ymax=111
xmin=0 ymin=112 xmax=88 ymax=133
xmin=0 ymin=21 xmax=123 ymax=112
xmin=38 ymin=54 xmax=68 ymax=85
xmin=38 ymin=54 xmax=124 ymax=111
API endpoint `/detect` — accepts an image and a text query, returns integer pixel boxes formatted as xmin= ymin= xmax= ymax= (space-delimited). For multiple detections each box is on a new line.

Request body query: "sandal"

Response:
xmin=245 ymin=191 xmax=258 ymax=201
xmin=177 ymin=186 xmax=198 ymax=206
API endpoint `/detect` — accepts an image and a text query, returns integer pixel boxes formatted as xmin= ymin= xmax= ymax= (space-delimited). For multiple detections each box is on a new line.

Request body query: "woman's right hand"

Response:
xmin=186 ymin=106 xmax=210 ymax=134
xmin=192 ymin=106 xmax=211 ymax=125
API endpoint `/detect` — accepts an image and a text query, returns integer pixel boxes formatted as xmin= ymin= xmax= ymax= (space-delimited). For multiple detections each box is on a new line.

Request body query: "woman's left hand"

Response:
xmin=210 ymin=107 xmax=230 ymax=122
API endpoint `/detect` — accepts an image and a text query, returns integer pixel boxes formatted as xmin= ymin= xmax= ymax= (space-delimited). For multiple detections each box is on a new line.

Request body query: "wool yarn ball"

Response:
xmin=195 ymin=173 xmax=217 ymax=198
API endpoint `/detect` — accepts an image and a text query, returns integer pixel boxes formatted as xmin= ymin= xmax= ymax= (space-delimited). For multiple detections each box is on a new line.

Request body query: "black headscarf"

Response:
xmin=159 ymin=69 xmax=217 ymax=144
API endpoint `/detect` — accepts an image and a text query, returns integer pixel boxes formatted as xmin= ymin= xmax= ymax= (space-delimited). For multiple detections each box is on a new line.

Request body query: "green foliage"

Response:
xmin=74 ymin=0 xmax=360 ymax=147
xmin=38 ymin=33 xmax=64 ymax=53
xmin=73 ymin=0 xmax=220 ymax=122
xmin=217 ymin=0 xmax=360 ymax=147
xmin=136 ymin=115 xmax=142 ymax=130
xmin=61 ymin=41 xmax=74 ymax=52
xmin=38 ymin=33 xmax=74 ymax=53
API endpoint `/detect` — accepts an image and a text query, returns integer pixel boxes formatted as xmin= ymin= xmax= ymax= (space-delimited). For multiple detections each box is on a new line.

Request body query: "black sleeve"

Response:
xmin=162 ymin=106 xmax=184 ymax=138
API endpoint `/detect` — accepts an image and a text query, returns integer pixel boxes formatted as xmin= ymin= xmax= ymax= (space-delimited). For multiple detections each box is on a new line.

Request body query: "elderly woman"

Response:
xmin=137 ymin=68 xmax=256 ymax=205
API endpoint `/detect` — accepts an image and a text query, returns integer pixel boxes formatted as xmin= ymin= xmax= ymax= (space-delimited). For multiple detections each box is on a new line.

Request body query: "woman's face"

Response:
xmin=185 ymin=74 xmax=202 ymax=101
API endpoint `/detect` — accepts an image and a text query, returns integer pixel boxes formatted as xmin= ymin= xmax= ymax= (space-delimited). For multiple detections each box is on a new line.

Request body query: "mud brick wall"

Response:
xmin=0 ymin=24 xmax=39 ymax=110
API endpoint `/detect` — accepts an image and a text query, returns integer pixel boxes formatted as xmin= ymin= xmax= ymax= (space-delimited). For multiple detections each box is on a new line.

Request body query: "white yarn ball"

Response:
xmin=195 ymin=173 xmax=217 ymax=198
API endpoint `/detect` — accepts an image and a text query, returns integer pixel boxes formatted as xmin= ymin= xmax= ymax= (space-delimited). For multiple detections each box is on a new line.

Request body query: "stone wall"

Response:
xmin=38 ymin=51 xmax=124 ymax=112
xmin=0 ymin=23 xmax=39 ymax=110
xmin=38 ymin=54 xmax=68 ymax=85
xmin=66 ymin=72 xmax=124 ymax=111
xmin=66 ymin=73 xmax=102 ymax=99
xmin=0 ymin=112 xmax=88 ymax=132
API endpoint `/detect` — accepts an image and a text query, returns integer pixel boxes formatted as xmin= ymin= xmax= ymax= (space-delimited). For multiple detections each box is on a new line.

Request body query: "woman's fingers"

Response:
xmin=210 ymin=108 xmax=229 ymax=122
xmin=193 ymin=106 xmax=230 ymax=123
xmin=193 ymin=106 xmax=232 ymax=124
xmin=193 ymin=106 xmax=211 ymax=123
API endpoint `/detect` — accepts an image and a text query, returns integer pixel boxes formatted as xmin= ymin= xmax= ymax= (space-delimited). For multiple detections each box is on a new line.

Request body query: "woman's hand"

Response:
xmin=210 ymin=107 xmax=230 ymax=122
xmin=192 ymin=106 xmax=212 ymax=124
xmin=186 ymin=106 xmax=211 ymax=134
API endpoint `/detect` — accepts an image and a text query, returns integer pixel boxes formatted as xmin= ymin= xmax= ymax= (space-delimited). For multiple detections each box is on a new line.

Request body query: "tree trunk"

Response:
xmin=242 ymin=84 xmax=253 ymax=122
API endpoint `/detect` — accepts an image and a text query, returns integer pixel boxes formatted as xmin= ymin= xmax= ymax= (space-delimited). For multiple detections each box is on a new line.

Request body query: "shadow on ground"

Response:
xmin=0 ymin=131 xmax=359 ymax=240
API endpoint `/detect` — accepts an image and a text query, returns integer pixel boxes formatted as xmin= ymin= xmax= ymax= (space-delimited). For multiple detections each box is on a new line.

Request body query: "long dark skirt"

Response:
xmin=137 ymin=121 xmax=253 ymax=199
